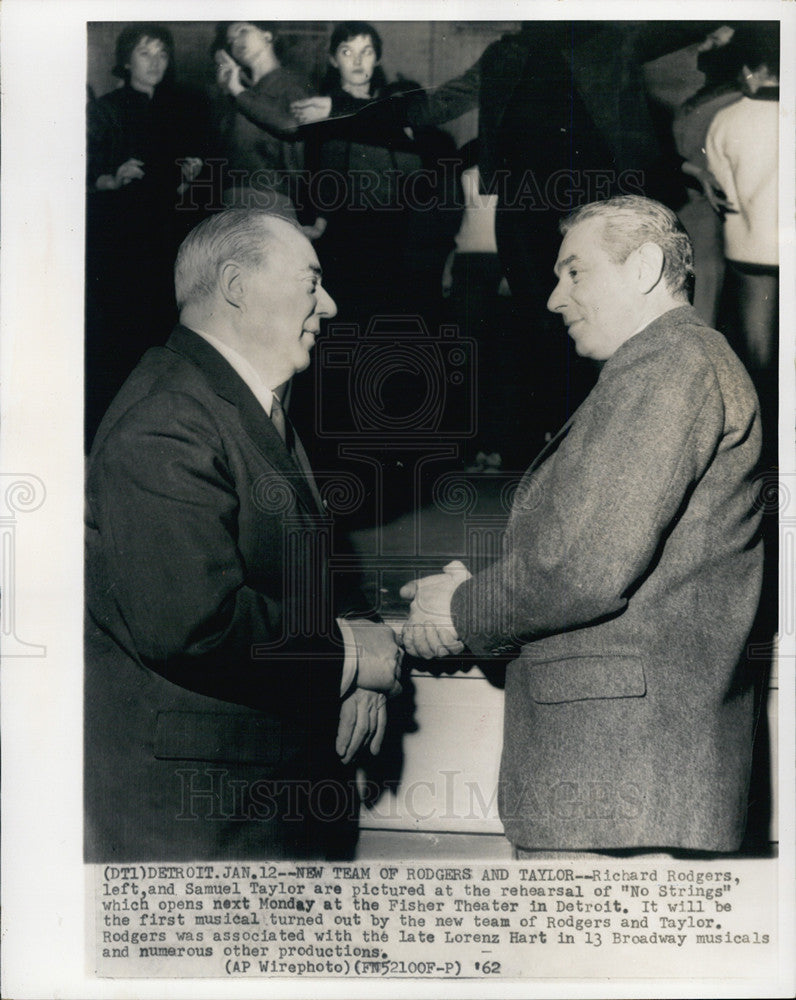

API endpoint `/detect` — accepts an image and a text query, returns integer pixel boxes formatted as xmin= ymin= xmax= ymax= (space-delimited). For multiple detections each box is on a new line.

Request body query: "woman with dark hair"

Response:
xmin=87 ymin=24 xmax=202 ymax=196
xmin=85 ymin=23 xmax=205 ymax=448
xmin=320 ymin=21 xmax=388 ymax=97
xmin=291 ymin=22 xmax=453 ymax=318
xmin=211 ymin=21 xmax=312 ymax=214
xmin=287 ymin=22 xmax=459 ymax=484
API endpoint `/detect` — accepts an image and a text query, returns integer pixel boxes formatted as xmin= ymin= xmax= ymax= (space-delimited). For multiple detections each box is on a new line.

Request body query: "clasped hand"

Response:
xmin=336 ymin=621 xmax=402 ymax=765
xmin=399 ymin=560 xmax=472 ymax=659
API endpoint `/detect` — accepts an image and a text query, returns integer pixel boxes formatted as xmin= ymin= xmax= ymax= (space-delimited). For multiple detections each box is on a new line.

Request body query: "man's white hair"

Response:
xmin=560 ymin=195 xmax=695 ymax=301
xmin=174 ymin=209 xmax=295 ymax=310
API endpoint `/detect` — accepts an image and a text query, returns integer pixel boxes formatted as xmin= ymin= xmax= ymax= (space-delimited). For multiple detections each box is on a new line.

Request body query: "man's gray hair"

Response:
xmin=174 ymin=209 xmax=289 ymax=310
xmin=560 ymin=196 xmax=695 ymax=300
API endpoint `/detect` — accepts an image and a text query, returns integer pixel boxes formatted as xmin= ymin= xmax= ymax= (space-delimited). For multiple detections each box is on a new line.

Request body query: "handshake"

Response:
xmin=337 ymin=561 xmax=471 ymax=763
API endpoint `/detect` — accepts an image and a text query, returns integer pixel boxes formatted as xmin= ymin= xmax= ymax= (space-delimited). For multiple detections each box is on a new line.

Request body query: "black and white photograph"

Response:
xmin=2 ymin=1 xmax=794 ymax=997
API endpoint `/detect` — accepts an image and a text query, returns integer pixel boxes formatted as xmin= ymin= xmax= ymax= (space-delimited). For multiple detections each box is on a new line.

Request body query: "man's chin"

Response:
xmin=572 ymin=340 xmax=603 ymax=362
xmin=568 ymin=334 xmax=587 ymax=356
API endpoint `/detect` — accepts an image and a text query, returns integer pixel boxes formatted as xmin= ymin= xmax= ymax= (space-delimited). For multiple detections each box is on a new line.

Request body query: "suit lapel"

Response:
xmin=509 ymin=414 xmax=576 ymax=520
xmin=165 ymin=326 xmax=326 ymax=518
xmin=525 ymin=413 xmax=577 ymax=477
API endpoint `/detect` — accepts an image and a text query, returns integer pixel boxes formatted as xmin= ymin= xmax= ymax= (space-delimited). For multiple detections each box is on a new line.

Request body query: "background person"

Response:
xmin=442 ymin=139 xmax=510 ymax=473
xmin=671 ymin=25 xmax=742 ymax=327
xmin=211 ymin=21 xmax=312 ymax=215
xmin=706 ymin=22 xmax=779 ymax=464
xmin=85 ymin=22 xmax=205 ymax=447
xmin=289 ymin=22 xmax=459 ymax=484
xmin=291 ymin=21 xmax=455 ymax=321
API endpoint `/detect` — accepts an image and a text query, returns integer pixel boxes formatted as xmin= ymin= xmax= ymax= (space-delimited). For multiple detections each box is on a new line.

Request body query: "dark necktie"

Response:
xmin=271 ymin=390 xmax=324 ymax=512
xmin=270 ymin=393 xmax=292 ymax=450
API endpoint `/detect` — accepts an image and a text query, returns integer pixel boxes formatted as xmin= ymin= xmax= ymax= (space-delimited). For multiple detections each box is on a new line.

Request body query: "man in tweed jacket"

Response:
xmin=402 ymin=196 xmax=764 ymax=854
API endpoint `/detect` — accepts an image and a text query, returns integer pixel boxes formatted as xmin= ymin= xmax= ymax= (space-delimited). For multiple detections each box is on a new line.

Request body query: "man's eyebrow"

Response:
xmin=554 ymin=253 xmax=580 ymax=276
xmin=305 ymin=264 xmax=323 ymax=279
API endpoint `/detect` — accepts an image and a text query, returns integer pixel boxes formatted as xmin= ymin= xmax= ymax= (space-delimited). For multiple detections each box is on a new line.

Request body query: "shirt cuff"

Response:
xmin=336 ymin=617 xmax=358 ymax=696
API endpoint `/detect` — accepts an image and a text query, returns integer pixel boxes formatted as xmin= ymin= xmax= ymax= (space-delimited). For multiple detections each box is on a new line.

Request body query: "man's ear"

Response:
xmin=634 ymin=242 xmax=665 ymax=294
xmin=218 ymin=260 xmax=245 ymax=309
xmin=328 ymin=53 xmax=339 ymax=70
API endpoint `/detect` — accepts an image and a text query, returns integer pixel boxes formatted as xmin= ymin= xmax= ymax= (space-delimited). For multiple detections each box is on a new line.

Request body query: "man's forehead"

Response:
xmin=555 ymin=218 xmax=608 ymax=271
xmin=289 ymin=241 xmax=322 ymax=277
xmin=256 ymin=217 xmax=318 ymax=266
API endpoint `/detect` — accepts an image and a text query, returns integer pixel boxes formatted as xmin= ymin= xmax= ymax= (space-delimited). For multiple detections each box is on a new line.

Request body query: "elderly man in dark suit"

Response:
xmin=402 ymin=195 xmax=764 ymax=856
xmin=85 ymin=209 xmax=402 ymax=861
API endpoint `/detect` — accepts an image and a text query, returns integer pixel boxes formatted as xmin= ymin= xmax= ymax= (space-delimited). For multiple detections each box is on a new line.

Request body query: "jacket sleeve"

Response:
xmin=405 ymin=58 xmax=481 ymax=128
xmin=704 ymin=111 xmax=735 ymax=207
xmin=86 ymin=98 xmax=121 ymax=185
xmin=233 ymin=73 xmax=308 ymax=135
xmin=301 ymin=90 xmax=417 ymax=151
xmin=450 ymin=342 xmax=729 ymax=656
xmin=86 ymin=390 xmax=344 ymax=711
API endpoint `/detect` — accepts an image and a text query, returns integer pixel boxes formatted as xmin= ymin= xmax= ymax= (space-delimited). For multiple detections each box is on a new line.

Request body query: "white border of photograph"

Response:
xmin=1 ymin=1 xmax=793 ymax=997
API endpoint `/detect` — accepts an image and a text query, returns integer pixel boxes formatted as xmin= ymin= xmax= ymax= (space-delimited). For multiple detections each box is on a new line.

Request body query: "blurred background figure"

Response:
xmin=290 ymin=22 xmax=458 ymax=478
xmin=671 ymin=26 xmax=743 ymax=327
xmin=292 ymin=21 xmax=456 ymax=323
xmin=211 ymin=21 xmax=311 ymax=216
xmin=85 ymin=23 xmax=206 ymax=447
xmin=442 ymin=140 xmax=509 ymax=473
xmin=705 ymin=23 xmax=780 ymax=836
xmin=706 ymin=22 xmax=779 ymax=463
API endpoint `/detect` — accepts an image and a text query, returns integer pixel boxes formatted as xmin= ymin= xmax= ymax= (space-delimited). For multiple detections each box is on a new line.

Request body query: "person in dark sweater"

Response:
xmin=292 ymin=22 xmax=432 ymax=319
xmin=85 ymin=23 xmax=205 ymax=448
xmin=289 ymin=24 xmax=460 ymax=485
xmin=211 ymin=21 xmax=312 ymax=214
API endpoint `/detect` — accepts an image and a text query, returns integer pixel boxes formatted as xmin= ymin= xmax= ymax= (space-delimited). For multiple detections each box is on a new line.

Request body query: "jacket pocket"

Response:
xmin=153 ymin=710 xmax=282 ymax=764
xmin=525 ymin=655 xmax=647 ymax=704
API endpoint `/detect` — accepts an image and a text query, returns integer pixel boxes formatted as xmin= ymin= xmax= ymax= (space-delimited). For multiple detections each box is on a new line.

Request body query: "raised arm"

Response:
xmin=216 ymin=49 xmax=305 ymax=135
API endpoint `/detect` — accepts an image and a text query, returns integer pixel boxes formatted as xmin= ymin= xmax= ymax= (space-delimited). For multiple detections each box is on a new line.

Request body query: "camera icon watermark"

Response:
xmin=314 ymin=315 xmax=477 ymax=440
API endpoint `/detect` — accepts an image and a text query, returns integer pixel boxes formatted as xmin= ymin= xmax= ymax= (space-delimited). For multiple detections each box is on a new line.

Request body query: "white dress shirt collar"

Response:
xmin=192 ymin=328 xmax=278 ymax=417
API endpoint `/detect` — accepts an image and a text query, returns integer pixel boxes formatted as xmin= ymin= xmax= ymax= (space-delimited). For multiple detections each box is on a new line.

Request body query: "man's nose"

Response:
xmin=547 ymin=279 xmax=565 ymax=314
xmin=316 ymin=284 xmax=337 ymax=320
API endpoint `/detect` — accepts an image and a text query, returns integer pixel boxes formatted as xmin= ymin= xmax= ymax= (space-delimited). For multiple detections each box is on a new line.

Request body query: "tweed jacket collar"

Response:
xmin=601 ymin=305 xmax=707 ymax=374
xmin=164 ymin=325 xmax=326 ymax=518
xmin=518 ymin=306 xmax=706 ymax=486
